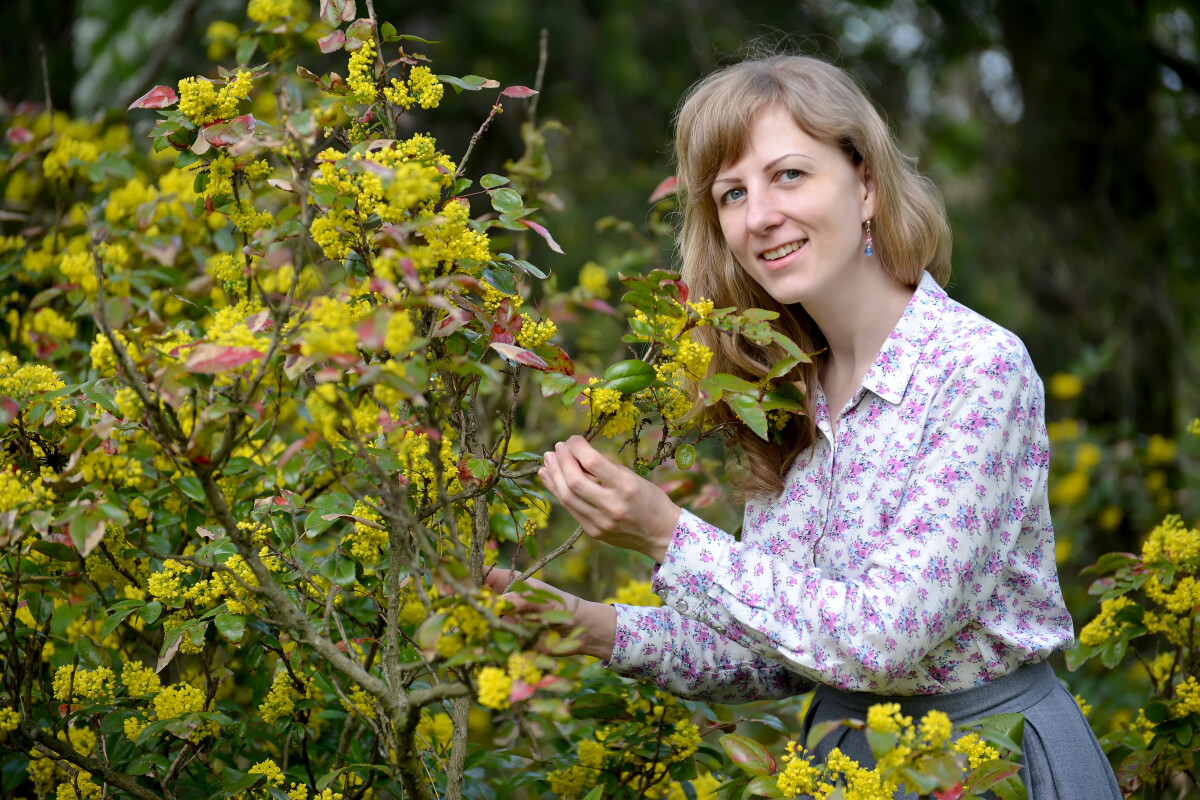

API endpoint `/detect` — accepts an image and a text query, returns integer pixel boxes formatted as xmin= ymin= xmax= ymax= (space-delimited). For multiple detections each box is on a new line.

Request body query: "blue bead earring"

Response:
xmin=864 ymin=219 xmax=874 ymax=257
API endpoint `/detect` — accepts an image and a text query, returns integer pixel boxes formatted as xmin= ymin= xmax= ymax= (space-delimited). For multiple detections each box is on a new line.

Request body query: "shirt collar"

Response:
xmin=858 ymin=271 xmax=949 ymax=405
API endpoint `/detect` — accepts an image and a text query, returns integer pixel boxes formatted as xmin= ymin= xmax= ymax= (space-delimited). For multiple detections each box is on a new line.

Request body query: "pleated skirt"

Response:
xmin=800 ymin=660 xmax=1122 ymax=799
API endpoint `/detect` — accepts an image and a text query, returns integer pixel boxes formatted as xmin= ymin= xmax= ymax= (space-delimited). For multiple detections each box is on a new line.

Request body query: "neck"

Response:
xmin=805 ymin=265 xmax=917 ymax=380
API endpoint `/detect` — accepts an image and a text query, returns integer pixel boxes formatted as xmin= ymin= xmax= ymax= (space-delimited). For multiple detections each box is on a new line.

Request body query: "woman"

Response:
xmin=487 ymin=54 xmax=1120 ymax=798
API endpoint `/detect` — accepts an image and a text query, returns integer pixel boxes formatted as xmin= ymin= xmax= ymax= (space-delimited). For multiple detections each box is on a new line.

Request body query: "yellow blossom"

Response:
xmin=476 ymin=666 xmax=512 ymax=710
xmin=1048 ymin=372 xmax=1083 ymax=400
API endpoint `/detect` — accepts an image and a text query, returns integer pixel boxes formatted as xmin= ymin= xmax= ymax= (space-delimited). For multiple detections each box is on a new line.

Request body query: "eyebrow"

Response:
xmin=713 ymin=153 xmax=811 ymax=185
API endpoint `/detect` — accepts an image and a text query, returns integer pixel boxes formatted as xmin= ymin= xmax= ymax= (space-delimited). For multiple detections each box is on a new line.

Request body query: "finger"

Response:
xmin=541 ymin=451 xmax=609 ymax=536
xmin=564 ymin=435 xmax=626 ymax=484
xmin=552 ymin=442 xmax=611 ymax=508
xmin=482 ymin=566 xmax=513 ymax=594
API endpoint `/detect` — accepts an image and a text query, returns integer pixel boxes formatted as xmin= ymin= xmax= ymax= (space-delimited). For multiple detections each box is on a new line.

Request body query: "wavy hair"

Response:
xmin=674 ymin=54 xmax=952 ymax=500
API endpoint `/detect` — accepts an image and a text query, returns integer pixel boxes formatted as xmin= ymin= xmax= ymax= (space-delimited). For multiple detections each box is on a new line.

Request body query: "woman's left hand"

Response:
xmin=539 ymin=435 xmax=681 ymax=563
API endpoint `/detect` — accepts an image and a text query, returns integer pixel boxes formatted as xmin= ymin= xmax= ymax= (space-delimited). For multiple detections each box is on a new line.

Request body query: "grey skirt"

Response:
xmin=800 ymin=660 xmax=1121 ymax=800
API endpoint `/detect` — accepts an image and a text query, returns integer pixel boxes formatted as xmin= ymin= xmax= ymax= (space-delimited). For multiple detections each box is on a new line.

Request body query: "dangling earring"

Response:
xmin=864 ymin=219 xmax=874 ymax=257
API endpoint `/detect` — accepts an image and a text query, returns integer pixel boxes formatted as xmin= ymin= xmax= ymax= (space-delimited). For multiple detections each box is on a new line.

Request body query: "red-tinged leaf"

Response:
xmin=431 ymin=309 xmax=472 ymax=338
xmin=356 ymin=312 xmax=389 ymax=350
xmin=0 ymin=396 xmax=18 ymax=426
xmin=244 ymin=309 xmax=274 ymax=333
xmin=345 ymin=19 xmax=373 ymax=49
xmin=509 ymin=680 xmax=537 ymax=703
xmin=659 ymin=277 xmax=689 ymax=304
xmin=586 ymin=298 xmax=618 ymax=314
xmin=718 ymin=733 xmax=776 ymax=776
xmin=128 ymin=85 xmax=179 ymax=110
xmin=320 ymin=0 xmax=355 ymax=25
xmin=532 ymin=343 xmax=575 ymax=376
xmin=489 ymin=342 xmax=549 ymax=370
xmin=965 ymin=759 xmax=1023 ymax=791
xmin=5 ymin=127 xmax=33 ymax=146
xmin=267 ymin=178 xmax=296 ymax=192
xmin=191 ymin=133 xmax=211 ymax=155
xmin=519 ymin=219 xmax=564 ymax=254
xmin=501 ymin=85 xmax=538 ymax=98
xmin=185 ymin=344 xmax=265 ymax=374
xmin=319 ymin=30 xmax=346 ymax=53
xmin=277 ymin=431 xmax=320 ymax=473
xmin=203 ymin=114 xmax=256 ymax=147
xmin=933 ymin=783 xmax=964 ymax=800
xmin=649 ymin=175 xmax=680 ymax=204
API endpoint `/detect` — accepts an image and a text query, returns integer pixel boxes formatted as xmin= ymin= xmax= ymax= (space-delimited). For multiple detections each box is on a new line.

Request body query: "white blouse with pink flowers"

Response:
xmin=605 ymin=271 xmax=1074 ymax=700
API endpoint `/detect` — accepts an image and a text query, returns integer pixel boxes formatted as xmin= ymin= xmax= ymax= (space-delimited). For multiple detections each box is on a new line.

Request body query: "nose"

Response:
xmin=744 ymin=188 xmax=783 ymax=235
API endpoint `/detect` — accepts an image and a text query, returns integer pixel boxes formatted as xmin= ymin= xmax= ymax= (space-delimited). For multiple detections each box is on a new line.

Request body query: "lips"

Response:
xmin=761 ymin=239 xmax=806 ymax=261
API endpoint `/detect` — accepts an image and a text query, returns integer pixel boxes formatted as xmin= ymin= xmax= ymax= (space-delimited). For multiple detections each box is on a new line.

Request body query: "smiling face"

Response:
xmin=711 ymin=105 xmax=876 ymax=309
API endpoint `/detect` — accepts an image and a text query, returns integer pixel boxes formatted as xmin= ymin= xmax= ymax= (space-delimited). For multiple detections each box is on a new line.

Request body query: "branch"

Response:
xmin=28 ymin=727 xmax=166 ymax=800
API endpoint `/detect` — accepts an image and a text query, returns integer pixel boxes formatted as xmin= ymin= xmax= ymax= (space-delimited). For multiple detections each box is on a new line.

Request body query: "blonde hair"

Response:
xmin=674 ymin=54 xmax=951 ymax=500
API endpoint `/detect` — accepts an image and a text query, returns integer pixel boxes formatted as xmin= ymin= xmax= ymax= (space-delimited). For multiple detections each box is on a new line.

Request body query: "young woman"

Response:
xmin=486 ymin=54 xmax=1120 ymax=798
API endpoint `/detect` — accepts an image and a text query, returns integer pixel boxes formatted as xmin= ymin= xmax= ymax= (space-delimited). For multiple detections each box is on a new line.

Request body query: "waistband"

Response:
xmin=812 ymin=660 xmax=1058 ymax=720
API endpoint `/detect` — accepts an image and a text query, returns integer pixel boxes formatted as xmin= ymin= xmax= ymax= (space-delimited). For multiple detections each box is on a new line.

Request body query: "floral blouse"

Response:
xmin=605 ymin=271 xmax=1075 ymax=701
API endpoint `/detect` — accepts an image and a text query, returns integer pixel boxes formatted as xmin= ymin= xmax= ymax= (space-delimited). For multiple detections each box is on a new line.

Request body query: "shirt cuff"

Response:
xmin=651 ymin=508 xmax=733 ymax=616
xmin=601 ymin=603 xmax=658 ymax=676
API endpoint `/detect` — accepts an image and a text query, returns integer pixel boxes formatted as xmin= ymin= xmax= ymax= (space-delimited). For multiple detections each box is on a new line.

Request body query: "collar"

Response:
xmin=856 ymin=270 xmax=949 ymax=405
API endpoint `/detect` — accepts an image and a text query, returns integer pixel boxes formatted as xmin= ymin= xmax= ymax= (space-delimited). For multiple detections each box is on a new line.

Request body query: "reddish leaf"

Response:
xmin=501 ymin=85 xmax=538 ymax=98
xmin=185 ymin=344 xmax=265 ymax=374
xmin=659 ymin=277 xmax=689 ymax=304
xmin=345 ymin=19 xmax=374 ymax=50
xmin=532 ymin=343 xmax=575 ymax=376
xmin=320 ymin=0 xmax=356 ymax=26
xmin=356 ymin=312 xmax=389 ymax=350
xmin=0 ymin=396 xmax=17 ymax=426
xmin=509 ymin=680 xmax=537 ymax=703
xmin=128 ymin=85 xmax=179 ymax=110
xmin=718 ymin=733 xmax=776 ymax=776
xmin=430 ymin=309 xmax=473 ymax=338
xmin=933 ymin=783 xmax=964 ymax=800
xmin=319 ymin=30 xmax=346 ymax=53
xmin=244 ymin=309 xmax=274 ymax=334
xmin=519 ymin=219 xmax=564 ymax=254
xmin=649 ymin=175 xmax=680 ymax=204
xmin=202 ymin=114 xmax=256 ymax=147
xmin=5 ymin=127 xmax=33 ymax=146
xmin=489 ymin=342 xmax=549 ymax=370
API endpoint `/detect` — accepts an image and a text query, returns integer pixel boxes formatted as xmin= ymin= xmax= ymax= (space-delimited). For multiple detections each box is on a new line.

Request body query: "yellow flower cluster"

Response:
xmin=547 ymin=765 xmax=592 ymax=799
xmin=602 ymin=579 xmax=663 ymax=607
xmin=778 ymin=740 xmax=825 ymax=798
xmin=1078 ymin=595 xmax=1137 ymax=647
xmin=0 ymin=707 xmax=18 ymax=735
xmin=347 ymin=39 xmax=377 ymax=102
xmin=383 ymin=66 xmax=444 ymax=110
xmin=1173 ymin=676 xmax=1200 ymax=717
xmin=476 ymin=665 xmax=512 ymax=710
xmin=149 ymin=559 xmax=194 ymax=603
xmin=178 ymin=70 xmax=253 ymax=126
xmin=25 ymin=307 xmax=77 ymax=345
xmin=416 ymin=711 xmax=453 ymax=753
xmin=301 ymin=296 xmax=370 ymax=358
xmin=43 ymin=137 xmax=99 ymax=182
xmin=105 ymin=177 xmax=157 ymax=225
xmin=1142 ymin=514 xmax=1200 ymax=563
xmin=576 ymin=737 xmax=608 ymax=768
xmin=121 ymin=661 xmax=162 ymax=696
xmin=952 ymin=732 xmax=999 ymax=771
xmin=259 ymin=667 xmax=312 ymax=724
xmin=578 ymin=261 xmax=609 ymax=298
xmin=0 ymin=470 xmax=54 ymax=515
xmin=583 ymin=379 xmax=639 ymax=438
xmin=1145 ymin=573 xmax=1200 ymax=615
xmin=154 ymin=682 xmax=206 ymax=720
xmin=250 ymin=759 xmax=286 ymax=787
xmin=348 ymin=498 xmax=388 ymax=566
xmin=1048 ymin=372 xmax=1084 ymax=400
xmin=515 ymin=314 xmax=556 ymax=349
xmin=52 ymin=665 xmax=115 ymax=703
xmin=0 ymin=353 xmax=76 ymax=427
xmin=247 ymin=0 xmax=293 ymax=24
xmin=671 ymin=333 xmax=713 ymax=379
xmin=866 ymin=702 xmax=911 ymax=735
xmin=918 ymin=709 xmax=952 ymax=748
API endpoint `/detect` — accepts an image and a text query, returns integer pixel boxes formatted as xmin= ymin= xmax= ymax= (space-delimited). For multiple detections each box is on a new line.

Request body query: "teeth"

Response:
xmin=762 ymin=241 xmax=804 ymax=261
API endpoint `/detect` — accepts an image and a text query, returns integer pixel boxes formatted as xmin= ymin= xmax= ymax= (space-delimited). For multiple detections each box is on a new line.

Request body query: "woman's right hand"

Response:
xmin=483 ymin=567 xmax=617 ymax=661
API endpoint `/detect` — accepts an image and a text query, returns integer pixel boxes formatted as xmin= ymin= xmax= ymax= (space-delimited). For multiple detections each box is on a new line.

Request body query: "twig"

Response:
xmin=39 ymin=45 xmax=53 ymax=136
xmin=528 ymin=28 xmax=548 ymax=126
xmin=455 ymin=101 xmax=502 ymax=179
xmin=510 ymin=526 xmax=586 ymax=589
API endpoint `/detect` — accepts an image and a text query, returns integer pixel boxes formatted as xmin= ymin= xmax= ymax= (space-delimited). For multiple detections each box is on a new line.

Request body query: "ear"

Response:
xmin=859 ymin=161 xmax=876 ymax=222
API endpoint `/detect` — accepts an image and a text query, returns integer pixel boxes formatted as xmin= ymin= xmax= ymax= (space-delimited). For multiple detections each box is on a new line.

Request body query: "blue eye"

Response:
xmin=781 ymin=169 xmax=803 ymax=181
xmin=720 ymin=188 xmax=745 ymax=204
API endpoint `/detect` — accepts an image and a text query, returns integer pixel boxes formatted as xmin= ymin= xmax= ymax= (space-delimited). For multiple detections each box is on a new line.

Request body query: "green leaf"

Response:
xmin=99 ymin=709 xmax=135 ymax=734
xmin=745 ymin=775 xmax=786 ymax=798
xmin=31 ymin=540 xmax=80 ymax=562
xmin=602 ymin=359 xmax=656 ymax=395
xmin=214 ymin=613 xmax=245 ymax=642
xmin=865 ymin=728 xmax=897 ymax=759
xmin=490 ymin=187 xmax=524 ymax=215
xmin=675 ymin=444 xmax=696 ymax=470
xmin=1100 ymin=638 xmax=1127 ymax=668
xmin=581 ymin=787 xmax=604 ymax=800
xmin=730 ymin=394 xmax=769 ymax=439
xmin=140 ymin=602 xmax=163 ymax=625
xmin=706 ymin=373 xmax=759 ymax=393
xmin=718 ymin=733 xmax=776 ymax=776
xmin=102 ymin=605 xmax=142 ymax=640
xmin=806 ymin=718 xmax=845 ymax=751
xmin=438 ymin=74 xmax=494 ymax=93
xmin=176 ymin=476 xmax=206 ymax=504
xmin=1063 ymin=642 xmax=1096 ymax=671
xmin=966 ymin=758 xmax=1024 ymax=792
xmin=540 ymin=372 xmax=577 ymax=398
xmin=569 ymin=693 xmax=630 ymax=721
xmin=481 ymin=173 xmax=509 ymax=188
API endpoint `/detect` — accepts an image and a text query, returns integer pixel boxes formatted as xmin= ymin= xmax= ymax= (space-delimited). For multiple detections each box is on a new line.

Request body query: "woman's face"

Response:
xmin=711 ymin=105 xmax=875 ymax=308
